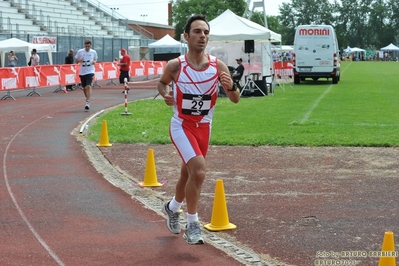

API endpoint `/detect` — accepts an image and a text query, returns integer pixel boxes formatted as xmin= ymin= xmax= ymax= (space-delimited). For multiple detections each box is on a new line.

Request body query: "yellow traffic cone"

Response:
xmin=204 ymin=179 xmax=236 ymax=231
xmin=96 ymin=120 xmax=112 ymax=147
xmin=378 ymin=231 xmax=397 ymax=266
xmin=139 ymin=149 xmax=162 ymax=187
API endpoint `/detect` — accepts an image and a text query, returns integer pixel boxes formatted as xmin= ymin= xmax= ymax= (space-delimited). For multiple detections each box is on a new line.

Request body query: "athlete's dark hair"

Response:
xmin=184 ymin=15 xmax=210 ymax=34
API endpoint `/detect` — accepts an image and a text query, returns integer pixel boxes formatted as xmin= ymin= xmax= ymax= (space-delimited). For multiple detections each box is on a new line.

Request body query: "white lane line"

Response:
xmin=79 ymin=109 xmax=104 ymax=133
xmin=3 ymin=116 xmax=66 ymax=266
xmin=300 ymin=84 xmax=333 ymax=124
xmin=300 ymin=62 xmax=351 ymax=124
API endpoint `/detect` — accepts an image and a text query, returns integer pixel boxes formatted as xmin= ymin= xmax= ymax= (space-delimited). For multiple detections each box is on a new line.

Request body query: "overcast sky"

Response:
xmin=96 ymin=0 xmax=289 ymax=25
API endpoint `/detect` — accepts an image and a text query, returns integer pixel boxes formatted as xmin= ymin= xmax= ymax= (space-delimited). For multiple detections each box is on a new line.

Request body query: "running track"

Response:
xmin=0 ymin=82 xmax=245 ymax=265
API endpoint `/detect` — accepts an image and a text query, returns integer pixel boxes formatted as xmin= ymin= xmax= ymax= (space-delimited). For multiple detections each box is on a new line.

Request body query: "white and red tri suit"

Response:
xmin=170 ymin=54 xmax=220 ymax=164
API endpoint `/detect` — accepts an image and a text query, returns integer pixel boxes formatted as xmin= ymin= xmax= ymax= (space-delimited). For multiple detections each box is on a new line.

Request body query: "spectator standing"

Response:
xmin=65 ymin=49 xmax=75 ymax=91
xmin=282 ymin=52 xmax=288 ymax=62
xmin=30 ymin=49 xmax=40 ymax=66
xmin=75 ymin=39 xmax=98 ymax=110
xmin=272 ymin=50 xmax=278 ymax=62
xmin=118 ymin=48 xmax=131 ymax=92
xmin=158 ymin=14 xmax=240 ymax=245
xmin=8 ymin=51 xmax=18 ymax=67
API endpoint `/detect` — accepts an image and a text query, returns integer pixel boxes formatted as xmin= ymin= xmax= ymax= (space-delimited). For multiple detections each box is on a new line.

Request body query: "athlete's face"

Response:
xmin=185 ymin=20 xmax=209 ymax=52
xmin=84 ymin=42 xmax=91 ymax=52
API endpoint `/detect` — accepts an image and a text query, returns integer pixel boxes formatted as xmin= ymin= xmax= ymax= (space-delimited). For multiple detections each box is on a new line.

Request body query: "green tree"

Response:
xmin=250 ymin=11 xmax=285 ymax=45
xmin=277 ymin=2 xmax=296 ymax=44
xmin=265 ymin=16 xmax=282 ymax=33
xmin=250 ymin=11 xmax=282 ymax=34
xmin=250 ymin=11 xmax=266 ymax=27
xmin=277 ymin=0 xmax=336 ymax=44
xmin=278 ymin=0 xmax=335 ymax=26
xmin=335 ymin=0 xmax=372 ymax=48
xmin=171 ymin=0 xmax=246 ymax=39
xmin=171 ymin=0 xmax=399 ymax=49
xmin=386 ymin=0 xmax=399 ymax=45
xmin=368 ymin=0 xmax=391 ymax=48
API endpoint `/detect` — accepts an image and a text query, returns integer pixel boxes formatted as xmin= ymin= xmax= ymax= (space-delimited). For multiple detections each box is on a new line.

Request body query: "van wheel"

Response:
xmin=332 ymin=75 xmax=338 ymax=84
xmin=294 ymin=75 xmax=300 ymax=84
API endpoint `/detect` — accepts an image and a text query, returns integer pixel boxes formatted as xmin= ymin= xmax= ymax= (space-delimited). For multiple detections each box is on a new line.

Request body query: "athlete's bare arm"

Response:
xmin=158 ymin=58 xmax=180 ymax=106
xmin=218 ymin=60 xmax=240 ymax=103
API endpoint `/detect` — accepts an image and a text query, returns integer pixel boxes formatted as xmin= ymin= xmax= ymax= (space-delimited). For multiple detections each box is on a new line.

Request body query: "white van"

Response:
xmin=293 ymin=25 xmax=340 ymax=84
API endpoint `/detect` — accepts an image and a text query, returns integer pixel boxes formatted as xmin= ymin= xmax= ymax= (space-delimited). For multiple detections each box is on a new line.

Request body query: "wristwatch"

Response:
xmin=228 ymin=83 xmax=237 ymax=92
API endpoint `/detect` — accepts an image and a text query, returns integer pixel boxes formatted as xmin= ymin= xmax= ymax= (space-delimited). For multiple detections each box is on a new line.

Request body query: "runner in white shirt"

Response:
xmin=75 ymin=39 xmax=98 ymax=110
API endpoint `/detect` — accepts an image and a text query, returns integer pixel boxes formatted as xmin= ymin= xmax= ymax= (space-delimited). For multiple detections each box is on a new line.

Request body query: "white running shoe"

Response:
xmin=183 ymin=221 xmax=204 ymax=245
xmin=161 ymin=202 xmax=181 ymax=234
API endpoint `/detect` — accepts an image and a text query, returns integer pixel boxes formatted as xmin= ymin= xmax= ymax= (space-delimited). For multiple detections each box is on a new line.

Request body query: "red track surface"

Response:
xmin=0 ymin=81 xmax=245 ymax=266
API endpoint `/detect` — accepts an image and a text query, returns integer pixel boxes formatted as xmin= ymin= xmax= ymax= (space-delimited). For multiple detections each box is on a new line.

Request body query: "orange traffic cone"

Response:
xmin=204 ymin=179 xmax=236 ymax=231
xmin=96 ymin=120 xmax=112 ymax=147
xmin=139 ymin=149 xmax=162 ymax=187
xmin=378 ymin=231 xmax=397 ymax=266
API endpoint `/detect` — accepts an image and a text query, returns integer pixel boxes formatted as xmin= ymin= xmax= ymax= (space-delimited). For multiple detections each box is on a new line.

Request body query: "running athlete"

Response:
xmin=75 ymin=39 xmax=98 ymax=110
xmin=118 ymin=48 xmax=131 ymax=93
xmin=158 ymin=15 xmax=240 ymax=245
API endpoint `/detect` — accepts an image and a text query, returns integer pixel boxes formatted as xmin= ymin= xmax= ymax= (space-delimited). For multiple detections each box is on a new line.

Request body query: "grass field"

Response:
xmin=88 ymin=61 xmax=399 ymax=147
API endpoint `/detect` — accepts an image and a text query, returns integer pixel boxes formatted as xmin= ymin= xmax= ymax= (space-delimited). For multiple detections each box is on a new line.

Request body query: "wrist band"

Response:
xmin=228 ymin=83 xmax=237 ymax=92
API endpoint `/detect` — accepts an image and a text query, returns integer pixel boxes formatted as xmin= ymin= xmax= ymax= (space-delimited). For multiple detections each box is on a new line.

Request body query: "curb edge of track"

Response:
xmin=74 ymin=126 xmax=290 ymax=266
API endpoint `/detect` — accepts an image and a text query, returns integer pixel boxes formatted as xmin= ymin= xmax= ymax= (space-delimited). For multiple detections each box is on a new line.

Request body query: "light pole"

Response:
xmin=140 ymin=14 xmax=148 ymax=22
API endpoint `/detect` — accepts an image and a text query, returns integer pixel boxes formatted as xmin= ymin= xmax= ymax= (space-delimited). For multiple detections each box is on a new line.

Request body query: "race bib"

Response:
xmin=181 ymin=94 xmax=211 ymax=116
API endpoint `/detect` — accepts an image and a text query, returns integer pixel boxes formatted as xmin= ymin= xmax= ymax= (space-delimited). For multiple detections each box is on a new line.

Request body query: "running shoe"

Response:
xmin=85 ymin=100 xmax=90 ymax=110
xmin=183 ymin=221 xmax=204 ymax=245
xmin=161 ymin=202 xmax=181 ymax=234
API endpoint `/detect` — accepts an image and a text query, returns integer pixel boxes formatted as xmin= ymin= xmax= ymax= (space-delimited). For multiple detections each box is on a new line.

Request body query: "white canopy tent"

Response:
xmin=148 ymin=34 xmax=186 ymax=48
xmin=206 ymin=9 xmax=282 ymax=81
xmin=344 ymin=46 xmax=366 ymax=61
xmin=0 ymin=38 xmax=53 ymax=67
xmin=344 ymin=46 xmax=366 ymax=53
xmin=380 ymin=43 xmax=399 ymax=60
xmin=272 ymin=44 xmax=293 ymax=54
xmin=208 ymin=9 xmax=281 ymax=43
xmin=380 ymin=43 xmax=399 ymax=51
xmin=148 ymin=34 xmax=187 ymax=56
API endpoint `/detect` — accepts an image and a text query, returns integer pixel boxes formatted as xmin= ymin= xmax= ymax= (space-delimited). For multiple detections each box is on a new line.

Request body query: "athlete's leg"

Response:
xmin=83 ymin=74 xmax=93 ymax=101
xmin=170 ymin=119 xmax=210 ymax=215
xmin=175 ymin=163 xmax=188 ymax=203
xmin=184 ymin=155 xmax=206 ymax=215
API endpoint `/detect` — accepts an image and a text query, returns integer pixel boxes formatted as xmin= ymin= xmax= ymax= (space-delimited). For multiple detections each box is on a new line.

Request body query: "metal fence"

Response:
xmin=0 ymin=33 xmax=130 ymax=67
